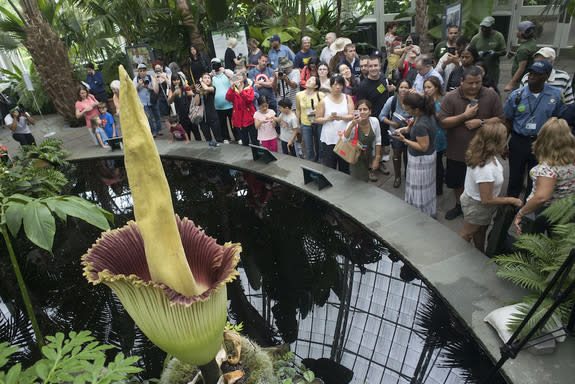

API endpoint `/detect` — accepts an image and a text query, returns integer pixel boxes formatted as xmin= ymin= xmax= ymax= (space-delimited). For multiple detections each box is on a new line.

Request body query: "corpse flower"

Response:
xmin=82 ymin=65 xmax=240 ymax=372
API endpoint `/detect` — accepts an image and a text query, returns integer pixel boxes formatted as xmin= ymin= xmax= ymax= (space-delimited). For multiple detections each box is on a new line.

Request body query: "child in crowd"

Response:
xmin=98 ymin=102 xmax=117 ymax=138
xmin=89 ymin=115 xmax=110 ymax=149
xmin=253 ymin=96 xmax=277 ymax=152
xmin=275 ymin=98 xmax=301 ymax=157
xmin=168 ymin=115 xmax=190 ymax=144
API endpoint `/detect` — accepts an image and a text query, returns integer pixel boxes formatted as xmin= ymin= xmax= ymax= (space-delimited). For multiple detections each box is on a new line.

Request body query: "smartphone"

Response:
xmin=331 ymin=112 xmax=337 ymax=117
xmin=353 ymin=110 xmax=360 ymax=119
xmin=469 ymin=99 xmax=479 ymax=107
xmin=388 ymin=126 xmax=399 ymax=136
xmin=447 ymin=46 xmax=456 ymax=55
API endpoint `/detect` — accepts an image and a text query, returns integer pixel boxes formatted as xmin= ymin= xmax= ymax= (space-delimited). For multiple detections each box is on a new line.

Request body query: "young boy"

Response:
xmin=98 ymin=102 xmax=117 ymax=138
xmin=168 ymin=116 xmax=190 ymax=144
xmin=274 ymin=98 xmax=301 ymax=157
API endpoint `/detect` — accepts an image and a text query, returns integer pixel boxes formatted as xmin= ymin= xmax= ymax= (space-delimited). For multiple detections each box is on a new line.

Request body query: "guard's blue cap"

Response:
xmin=529 ymin=60 xmax=552 ymax=74
xmin=268 ymin=35 xmax=280 ymax=42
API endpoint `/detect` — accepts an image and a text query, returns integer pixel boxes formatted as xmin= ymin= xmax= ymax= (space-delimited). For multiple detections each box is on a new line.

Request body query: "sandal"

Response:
xmin=369 ymin=170 xmax=378 ymax=182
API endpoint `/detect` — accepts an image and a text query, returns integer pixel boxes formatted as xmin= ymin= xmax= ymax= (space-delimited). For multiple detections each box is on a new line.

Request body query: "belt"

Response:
xmin=512 ymin=131 xmax=537 ymax=140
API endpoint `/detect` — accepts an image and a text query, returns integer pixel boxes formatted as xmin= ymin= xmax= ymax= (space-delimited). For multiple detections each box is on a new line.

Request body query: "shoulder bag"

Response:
xmin=189 ymin=94 xmax=204 ymax=124
xmin=333 ymin=124 xmax=362 ymax=164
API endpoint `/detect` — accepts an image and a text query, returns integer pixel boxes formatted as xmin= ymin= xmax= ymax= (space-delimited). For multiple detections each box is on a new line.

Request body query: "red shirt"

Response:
xmin=225 ymin=85 xmax=256 ymax=128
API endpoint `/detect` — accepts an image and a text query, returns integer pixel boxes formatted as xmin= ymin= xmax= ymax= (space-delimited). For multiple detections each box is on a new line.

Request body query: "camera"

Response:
xmin=211 ymin=61 xmax=222 ymax=71
xmin=406 ymin=41 xmax=412 ymax=46
xmin=143 ymin=79 xmax=150 ymax=85
xmin=237 ymin=53 xmax=243 ymax=59
xmin=278 ymin=70 xmax=285 ymax=78
xmin=447 ymin=46 xmax=456 ymax=55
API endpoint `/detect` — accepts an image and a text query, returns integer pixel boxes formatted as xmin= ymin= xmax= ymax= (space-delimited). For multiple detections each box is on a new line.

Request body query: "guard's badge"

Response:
xmin=517 ymin=104 xmax=526 ymax=112
xmin=549 ymin=97 xmax=556 ymax=104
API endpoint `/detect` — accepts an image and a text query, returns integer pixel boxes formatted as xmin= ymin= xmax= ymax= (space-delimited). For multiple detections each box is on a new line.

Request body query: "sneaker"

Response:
xmin=368 ymin=170 xmax=378 ymax=182
xmin=381 ymin=154 xmax=390 ymax=162
xmin=237 ymin=139 xmax=243 ymax=145
xmin=445 ymin=204 xmax=463 ymax=220
xmin=379 ymin=162 xmax=390 ymax=175
xmin=223 ymin=140 xmax=230 ymax=144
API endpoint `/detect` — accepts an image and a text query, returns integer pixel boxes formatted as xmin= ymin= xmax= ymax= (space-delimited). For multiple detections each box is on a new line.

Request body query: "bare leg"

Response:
xmin=472 ymin=225 xmax=488 ymax=253
xmin=460 ymin=220 xmax=480 ymax=243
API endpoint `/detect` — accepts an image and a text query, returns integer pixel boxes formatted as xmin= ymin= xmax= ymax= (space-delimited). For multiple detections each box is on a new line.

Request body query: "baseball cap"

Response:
xmin=480 ymin=16 xmax=495 ymax=27
xmin=210 ymin=58 xmax=222 ymax=64
xmin=268 ymin=35 xmax=280 ymax=42
xmin=528 ymin=60 xmax=552 ymax=74
xmin=137 ymin=63 xmax=147 ymax=69
xmin=534 ymin=47 xmax=556 ymax=60
xmin=517 ymin=21 xmax=535 ymax=33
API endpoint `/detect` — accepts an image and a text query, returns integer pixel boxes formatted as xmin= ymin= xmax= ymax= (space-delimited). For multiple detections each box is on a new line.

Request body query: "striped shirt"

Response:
xmin=520 ymin=69 xmax=573 ymax=105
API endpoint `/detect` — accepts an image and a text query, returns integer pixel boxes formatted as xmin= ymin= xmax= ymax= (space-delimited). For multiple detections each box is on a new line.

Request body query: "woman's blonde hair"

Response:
xmin=533 ymin=117 xmax=575 ymax=166
xmin=465 ymin=122 xmax=507 ymax=168
xmin=89 ymin=115 xmax=101 ymax=132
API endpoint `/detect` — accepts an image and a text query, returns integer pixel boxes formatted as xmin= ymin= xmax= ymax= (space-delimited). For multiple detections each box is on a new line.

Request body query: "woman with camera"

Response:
xmin=194 ymin=73 xmax=222 ymax=142
xmin=154 ymin=61 xmax=171 ymax=127
xmin=167 ymin=74 xmax=202 ymax=141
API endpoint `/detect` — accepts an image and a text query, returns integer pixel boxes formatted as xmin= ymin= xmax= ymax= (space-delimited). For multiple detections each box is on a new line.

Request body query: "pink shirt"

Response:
xmin=254 ymin=109 xmax=277 ymax=141
xmin=75 ymin=95 xmax=100 ymax=128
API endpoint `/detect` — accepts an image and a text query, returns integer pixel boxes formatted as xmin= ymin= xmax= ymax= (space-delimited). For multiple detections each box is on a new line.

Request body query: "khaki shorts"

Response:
xmin=460 ymin=192 xmax=497 ymax=226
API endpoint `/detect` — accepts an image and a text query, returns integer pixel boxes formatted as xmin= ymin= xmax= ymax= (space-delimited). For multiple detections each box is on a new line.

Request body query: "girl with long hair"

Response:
xmin=296 ymin=76 xmax=325 ymax=162
xmin=423 ymin=76 xmax=446 ymax=195
xmin=460 ymin=122 xmax=522 ymax=251
xmin=446 ymin=45 xmax=479 ymax=92
xmin=300 ymin=56 xmax=320 ymax=89
xmin=167 ymin=73 xmax=202 ymax=141
xmin=337 ymin=63 xmax=359 ymax=103
xmin=514 ymin=118 xmax=575 ymax=234
xmin=394 ymin=92 xmax=437 ymax=217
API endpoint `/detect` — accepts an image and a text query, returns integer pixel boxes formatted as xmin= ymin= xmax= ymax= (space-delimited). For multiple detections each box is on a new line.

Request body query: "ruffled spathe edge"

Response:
xmin=82 ymin=215 xmax=240 ymax=306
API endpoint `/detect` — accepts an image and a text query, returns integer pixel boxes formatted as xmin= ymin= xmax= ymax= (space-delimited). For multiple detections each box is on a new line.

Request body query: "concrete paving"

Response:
xmin=1 ymin=53 xmax=574 ymax=383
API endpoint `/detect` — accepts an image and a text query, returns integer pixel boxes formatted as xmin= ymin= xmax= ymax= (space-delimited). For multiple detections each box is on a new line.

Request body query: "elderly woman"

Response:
xmin=514 ymin=117 xmax=575 ymax=234
xmin=75 ymin=85 xmax=100 ymax=131
xmin=109 ymin=80 xmax=121 ymax=117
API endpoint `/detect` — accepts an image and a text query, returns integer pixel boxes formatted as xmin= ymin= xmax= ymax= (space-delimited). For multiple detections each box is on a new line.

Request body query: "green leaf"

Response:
xmin=303 ymin=370 xmax=315 ymax=382
xmin=0 ymin=343 xmax=19 ymax=369
xmin=41 ymin=345 xmax=58 ymax=361
xmin=5 ymin=363 xmax=22 ymax=384
xmin=47 ymin=197 xmax=111 ymax=231
xmin=34 ymin=360 xmax=50 ymax=380
xmin=4 ymin=203 xmax=24 ymax=237
xmin=22 ymin=200 xmax=55 ymax=251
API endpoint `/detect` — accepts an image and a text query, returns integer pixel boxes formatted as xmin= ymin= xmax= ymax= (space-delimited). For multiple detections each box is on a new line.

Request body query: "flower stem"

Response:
xmin=199 ymin=358 xmax=221 ymax=384
xmin=1 ymin=224 xmax=44 ymax=346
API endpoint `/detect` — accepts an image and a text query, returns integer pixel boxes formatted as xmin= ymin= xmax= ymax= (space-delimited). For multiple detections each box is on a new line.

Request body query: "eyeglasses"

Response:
xmin=331 ymin=74 xmax=344 ymax=79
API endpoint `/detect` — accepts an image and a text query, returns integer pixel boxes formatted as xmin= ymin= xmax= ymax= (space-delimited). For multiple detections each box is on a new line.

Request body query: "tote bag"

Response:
xmin=333 ymin=125 xmax=361 ymax=164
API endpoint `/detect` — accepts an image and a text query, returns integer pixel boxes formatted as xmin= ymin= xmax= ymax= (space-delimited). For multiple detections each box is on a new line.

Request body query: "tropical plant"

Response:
xmin=493 ymin=194 xmax=575 ymax=339
xmin=274 ymin=351 xmax=323 ymax=384
xmin=0 ymin=63 xmax=54 ymax=115
xmin=19 ymin=138 xmax=69 ymax=166
xmin=0 ymin=331 xmax=142 ymax=383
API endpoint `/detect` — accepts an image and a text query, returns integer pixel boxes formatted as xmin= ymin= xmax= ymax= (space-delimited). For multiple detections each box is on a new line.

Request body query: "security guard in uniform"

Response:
xmin=504 ymin=60 xmax=566 ymax=198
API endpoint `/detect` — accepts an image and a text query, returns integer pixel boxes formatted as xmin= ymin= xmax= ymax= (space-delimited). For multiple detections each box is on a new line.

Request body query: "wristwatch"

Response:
xmin=480 ymin=119 xmax=485 ymax=127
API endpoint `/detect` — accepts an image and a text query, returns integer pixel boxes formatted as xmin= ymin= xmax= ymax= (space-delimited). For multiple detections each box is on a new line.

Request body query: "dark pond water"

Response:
xmin=0 ymin=158 xmax=508 ymax=384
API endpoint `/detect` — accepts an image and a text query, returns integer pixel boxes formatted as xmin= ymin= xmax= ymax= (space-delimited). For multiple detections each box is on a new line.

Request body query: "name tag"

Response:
xmin=526 ymin=123 xmax=537 ymax=131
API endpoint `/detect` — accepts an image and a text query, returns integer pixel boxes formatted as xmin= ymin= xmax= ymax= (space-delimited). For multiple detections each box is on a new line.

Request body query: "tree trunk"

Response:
xmin=415 ymin=0 xmax=429 ymax=53
xmin=336 ymin=0 xmax=342 ymax=35
xmin=300 ymin=0 xmax=307 ymax=36
xmin=19 ymin=1 xmax=79 ymax=123
xmin=175 ymin=0 xmax=206 ymax=53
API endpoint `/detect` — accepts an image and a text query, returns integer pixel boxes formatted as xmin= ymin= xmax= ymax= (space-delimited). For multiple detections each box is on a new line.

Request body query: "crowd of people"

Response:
xmin=8 ymin=16 xmax=575 ymax=254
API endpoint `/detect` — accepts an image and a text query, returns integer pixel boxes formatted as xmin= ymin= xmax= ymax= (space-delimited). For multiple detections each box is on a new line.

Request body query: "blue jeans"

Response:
xmin=144 ymin=104 xmax=162 ymax=134
xmin=301 ymin=124 xmax=322 ymax=162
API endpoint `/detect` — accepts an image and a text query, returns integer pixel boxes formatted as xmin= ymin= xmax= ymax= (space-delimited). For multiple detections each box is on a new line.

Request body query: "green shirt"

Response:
xmin=469 ymin=31 xmax=506 ymax=82
xmin=512 ymin=38 xmax=537 ymax=79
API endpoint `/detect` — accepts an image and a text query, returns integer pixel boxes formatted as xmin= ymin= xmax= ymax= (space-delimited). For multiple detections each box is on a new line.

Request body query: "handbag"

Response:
xmin=189 ymin=94 xmax=204 ymax=124
xmin=333 ymin=124 xmax=362 ymax=164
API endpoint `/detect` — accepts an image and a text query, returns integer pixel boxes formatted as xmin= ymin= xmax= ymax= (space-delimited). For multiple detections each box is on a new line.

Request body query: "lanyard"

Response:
xmin=526 ymin=93 xmax=544 ymax=119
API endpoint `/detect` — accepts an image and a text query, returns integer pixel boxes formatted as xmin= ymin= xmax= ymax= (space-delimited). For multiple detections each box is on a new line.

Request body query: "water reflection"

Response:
xmin=0 ymin=159 xmax=506 ymax=384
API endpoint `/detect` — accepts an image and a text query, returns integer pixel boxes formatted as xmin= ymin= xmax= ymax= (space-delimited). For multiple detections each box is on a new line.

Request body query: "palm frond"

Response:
xmin=496 ymin=262 xmax=547 ymax=293
xmin=541 ymin=194 xmax=575 ymax=225
xmin=506 ymin=297 xmax=566 ymax=340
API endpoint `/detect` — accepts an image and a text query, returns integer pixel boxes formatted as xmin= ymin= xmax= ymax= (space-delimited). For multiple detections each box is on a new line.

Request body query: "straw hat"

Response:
xmin=330 ymin=37 xmax=352 ymax=54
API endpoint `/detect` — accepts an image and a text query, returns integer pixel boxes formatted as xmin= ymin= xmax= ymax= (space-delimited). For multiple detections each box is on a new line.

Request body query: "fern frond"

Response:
xmin=541 ymin=194 xmax=575 ymax=225
xmin=496 ymin=264 xmax=547 ymax=293
xmin=506 ymin=297 xmax=566 ymax=340
xmin=512 ymin=234 xmax=557 ymax=260
xmin=492 ymin=252 xmax=539 ymax=269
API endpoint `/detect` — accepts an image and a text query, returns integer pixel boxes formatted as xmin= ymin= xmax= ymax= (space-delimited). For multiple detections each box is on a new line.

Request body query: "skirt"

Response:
xmin=405 ymin=152 xmax=436 ymax=217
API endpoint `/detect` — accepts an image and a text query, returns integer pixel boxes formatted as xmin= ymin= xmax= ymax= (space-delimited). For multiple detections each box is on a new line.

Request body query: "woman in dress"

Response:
xmin=167 ymin=74 xmax=202 ymax=141
xmin=380 ymin=79 xmax=412 ymax=188
xmin=314 ymin=74 xmax=354 ymax=173
xmin=75 ymin=85 xmax=100 ymax=133
xmin=225 ymin=71 xmax=257 ymax=146
xmin=183 ymin=44 xmax=209 ymax=87
xmin=337 ymin=63 xmax=359 ymax=104
xmin=296 ymin=76 xmax=325 ymax=162
xmin=342 ymin=100 xmax=381 ymax=182
xmin=317 ymin=62 xmax=331 ymax=94
xmin=300 ymin=57 xmax=319 ymax=89
xmin=423 ymin=76 xmax=446 ymax=195
xmin=514 ymin=118 xmax=575 ymax=234
xmin=394 ymin=92 xmax=437 ymax=217
xmin=247 ymin=38 xmax=262 ymax=69
xmin=460 ymin=122 xmax=522 ymax=251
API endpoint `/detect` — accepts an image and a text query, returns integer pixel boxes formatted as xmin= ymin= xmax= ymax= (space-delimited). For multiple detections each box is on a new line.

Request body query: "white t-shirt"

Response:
xmin=4 ymin=114 xmax=31 ymax=134
xmin=320 ymin=95 xmax=349 ymax=145
xmin=277 ymin=68 xmax=300 ymax=110
xmin=464 ymin=158 xmax=504 ymax=201
xmin=279 ymin=112 xmax=299 ymax=142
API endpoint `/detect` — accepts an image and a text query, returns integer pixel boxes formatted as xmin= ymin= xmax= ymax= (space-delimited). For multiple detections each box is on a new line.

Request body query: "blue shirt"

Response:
xmin=248 ymin=66 xmax=276 ymax=103
xmin=413 ymin=68 xmax=444 ymax=93
xmin=212 ymin=73 xmax=233 ymax=110
xmin=434 ymin=100 xmax=447 ymax=152
xmin=95 ymin=127 xmax=109 ymax=146
xmin=87 ymin=71 xmax=106 ymax=95
xmin=267 ymin=45 xmax=295 ymax=69
xmin=294 ymin=49 xmax=318 ymax=69
xmin=133 ymin=74 xmax=151 ymax=106
xmin=504 ymin=84 xmax=565 ymax=136
xmin=99 ymin=112 xmax=115 ymax=138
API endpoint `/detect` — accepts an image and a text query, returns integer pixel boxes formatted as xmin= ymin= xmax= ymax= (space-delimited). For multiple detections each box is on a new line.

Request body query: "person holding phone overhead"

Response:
xmin=439 ymin=66 xmax=504 ymax=220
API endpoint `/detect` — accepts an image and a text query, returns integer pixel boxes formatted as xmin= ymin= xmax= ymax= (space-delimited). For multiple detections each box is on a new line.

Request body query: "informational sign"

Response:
xmin=209 ymin=25 xmax=249 ymax=62
xmin=125 ymin=44 xmax=155 ymax=77
xmin=442 ymin=2 xmax=462 ymax=40
xmin=23 ymin=72 xmax=34 ymax=91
